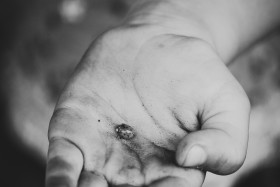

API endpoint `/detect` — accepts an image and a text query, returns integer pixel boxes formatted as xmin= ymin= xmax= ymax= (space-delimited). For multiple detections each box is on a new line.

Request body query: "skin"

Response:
xmin=46 ymin=0 xmax=280 ymax=186
xmin=46 ymin=28 xmax=249 ymax=187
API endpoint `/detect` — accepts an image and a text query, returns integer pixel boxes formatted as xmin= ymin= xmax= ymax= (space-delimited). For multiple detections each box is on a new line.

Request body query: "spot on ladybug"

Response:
xmin=115 ymin=124 xmax=135 ymax=140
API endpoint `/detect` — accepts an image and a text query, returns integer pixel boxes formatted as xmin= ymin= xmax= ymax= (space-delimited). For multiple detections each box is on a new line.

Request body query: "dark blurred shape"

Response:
xmin=0 ymin=0 xmax=46 ymax=186
xmin=0 ymin=96 xmax=45 ymax=187
xmin=46 ymin=64 xmax=75 ymax=101
xmin=234 ymin=138 xmax=280 ymax=187
xmin=45 ymin=9 xmax=62 ymax=30
xmin=235 ymin=165 xmax=280 ymax=187
xmin=0 ymin=0 xmax=25 ymax=65
xmin=109 ymin=0 xmax=129 ymax=17
xmin=270 ymin=35 xmax=280 ymax=89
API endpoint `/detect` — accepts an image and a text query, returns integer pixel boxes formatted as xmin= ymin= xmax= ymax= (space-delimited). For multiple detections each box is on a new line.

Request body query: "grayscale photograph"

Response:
xmin=0 ymin=0 xmax=280 ymax=187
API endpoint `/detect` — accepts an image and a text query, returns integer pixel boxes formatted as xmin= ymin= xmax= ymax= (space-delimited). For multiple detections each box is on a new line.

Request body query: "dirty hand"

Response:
xmin=45 ymin=26 xmax=250 ymax=187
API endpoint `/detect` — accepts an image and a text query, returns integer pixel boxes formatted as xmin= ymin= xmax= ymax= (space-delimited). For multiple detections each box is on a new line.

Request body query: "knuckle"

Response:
xmin=231 ymin=147 xmax=246 ymax=169
xmin=213 ymin=138 xmax=246 ymax=175
xmin=222 ymin=146 xmax=246 ymax=174
xmin=233 ymin=82 xmax=251 ymax=112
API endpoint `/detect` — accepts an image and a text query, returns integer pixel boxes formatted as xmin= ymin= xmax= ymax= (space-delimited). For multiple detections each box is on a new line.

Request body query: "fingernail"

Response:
xmin=184 ymin=146 xmax=207 ymax=166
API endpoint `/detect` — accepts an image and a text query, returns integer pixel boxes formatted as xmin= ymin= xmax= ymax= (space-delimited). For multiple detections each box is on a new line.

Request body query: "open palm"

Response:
xmin=46 ymin=29 xmax=249 ymax=187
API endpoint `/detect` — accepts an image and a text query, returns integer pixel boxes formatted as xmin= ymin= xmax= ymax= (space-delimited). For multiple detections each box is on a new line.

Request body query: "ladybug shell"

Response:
xmin=115 ymin=124 xmax=135 ymax=140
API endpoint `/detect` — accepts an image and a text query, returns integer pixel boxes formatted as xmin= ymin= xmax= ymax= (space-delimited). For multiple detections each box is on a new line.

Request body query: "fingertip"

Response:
xmin=79 ymin=171 xmax=108 ymax=187
xmin=177 ymin=145 xmax=207 ymax=167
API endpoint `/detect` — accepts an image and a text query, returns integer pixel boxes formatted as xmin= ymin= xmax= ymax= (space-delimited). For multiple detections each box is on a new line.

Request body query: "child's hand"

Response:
xmin=46 ymin=28 xmax=250 ymax=187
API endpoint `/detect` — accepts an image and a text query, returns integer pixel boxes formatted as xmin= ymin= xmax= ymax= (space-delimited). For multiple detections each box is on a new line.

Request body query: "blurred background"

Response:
xmin=0 ymin=0 xmax=279 ymax=186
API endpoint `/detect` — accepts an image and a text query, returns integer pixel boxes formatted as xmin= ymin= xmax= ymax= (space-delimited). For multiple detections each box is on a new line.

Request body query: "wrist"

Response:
xmin=119 ymin=0 xmax=238 ymax=64
xmin=123 ymin=0 xmax=215 ymax=48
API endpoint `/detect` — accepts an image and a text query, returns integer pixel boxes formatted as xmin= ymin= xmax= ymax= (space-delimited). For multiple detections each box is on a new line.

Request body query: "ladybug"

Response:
xmin=115 ymin=124 xmax=135 ymax=140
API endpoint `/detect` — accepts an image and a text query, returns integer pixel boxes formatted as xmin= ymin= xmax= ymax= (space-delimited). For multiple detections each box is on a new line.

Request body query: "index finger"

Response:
xmin=46 ymin=138 xmax=83 ymax=187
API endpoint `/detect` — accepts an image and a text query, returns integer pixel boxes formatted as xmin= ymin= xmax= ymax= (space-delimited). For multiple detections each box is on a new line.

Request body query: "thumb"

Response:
xmin=176 ymin=92 xmax=250 ymax=175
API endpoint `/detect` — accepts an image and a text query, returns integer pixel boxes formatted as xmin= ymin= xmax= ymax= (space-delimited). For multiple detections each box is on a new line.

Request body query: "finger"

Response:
xmin=149 ymin=176 xmax=202 ymax=187
xmin=144 ymin=155 xmax=205 ymax=186
xmin=46 ymin=138 xmax=83 ymax=187
xmin=79 ymin=171 xmax=108 ymax=187
xmin=176 ymin=89 xmax=250 ymax=175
